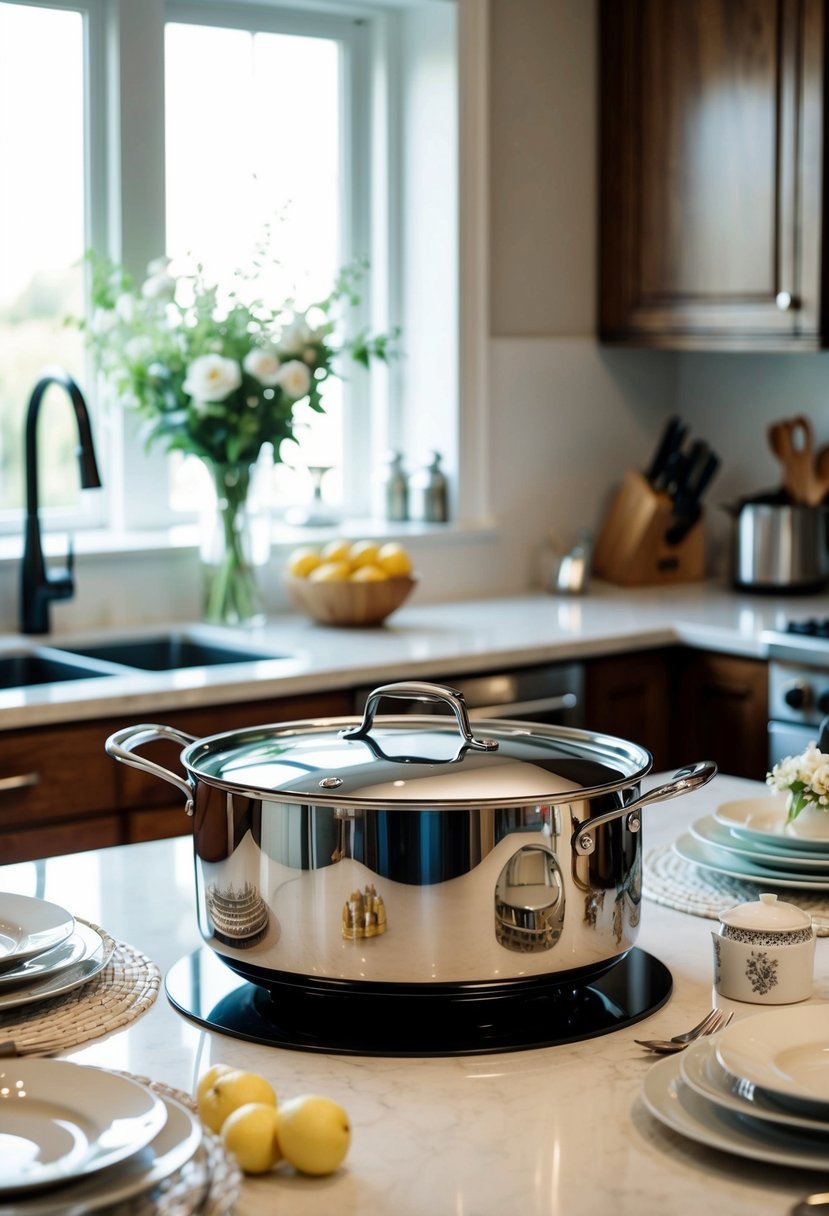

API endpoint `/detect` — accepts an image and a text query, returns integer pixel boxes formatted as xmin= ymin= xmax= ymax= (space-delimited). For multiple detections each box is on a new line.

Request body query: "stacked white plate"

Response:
xmin=0 ymin=894 xmax=111 ymax=1013
xmin=672 ymin=794 xmax=829 ymax=891
xmin=641 ymin=1006 xmax=829 ymax=1169
xmin=0 ymin=1058 xmax=204 ymax=1214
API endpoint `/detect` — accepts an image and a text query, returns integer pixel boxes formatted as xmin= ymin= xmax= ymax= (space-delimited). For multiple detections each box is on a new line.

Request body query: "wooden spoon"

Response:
xmin=767 ymin=416 xmax=824 ymax=505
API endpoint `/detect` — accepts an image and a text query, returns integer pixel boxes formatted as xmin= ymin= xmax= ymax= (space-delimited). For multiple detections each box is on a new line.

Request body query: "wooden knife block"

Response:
xmin=592 ymin=469 xmax=705 ymax=586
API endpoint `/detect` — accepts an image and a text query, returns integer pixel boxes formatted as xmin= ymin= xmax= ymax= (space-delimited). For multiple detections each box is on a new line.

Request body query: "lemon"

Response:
xmin=195 ymin=1063 xmax=235 ymax=1106
xmin=377 ymin=542 xmax=413 ymax=577
xmin=320 ymin=539 xmax=351 ymax=562
xmin=197 ymin=1069 xmax=277 ymax=1134
xmin=309 ymin=560 xmax=351 ymax=583
xmin=221 ymin=1102 xmax=282 ymax=1174
xmin=349 ymin=540 xmax=380 ymax=568
xmin=350 ymin=564 xmax=387 ymax=582
xmin=275 ymin=1094 xmax=351 ymax=1176
xmin=287 ymin=546 xmax=322 ymax=578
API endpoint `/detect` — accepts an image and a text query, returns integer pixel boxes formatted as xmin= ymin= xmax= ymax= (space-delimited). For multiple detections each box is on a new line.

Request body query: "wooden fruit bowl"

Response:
xmin=286 ymin=575 xmax=416 ymax=627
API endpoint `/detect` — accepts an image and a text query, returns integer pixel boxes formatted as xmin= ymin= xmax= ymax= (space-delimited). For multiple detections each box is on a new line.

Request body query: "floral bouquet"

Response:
xmin=71 ymin=244 xmax=397 ymax=623
xmin=766 ymin=740 xmax=829 ymax=822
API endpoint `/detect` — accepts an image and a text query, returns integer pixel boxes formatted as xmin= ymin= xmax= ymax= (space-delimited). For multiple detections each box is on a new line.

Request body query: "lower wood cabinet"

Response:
xmin=671 ymin=650 xmax=769 ymax=781
xmin=584 ymin=648 xmax=770 ymax=781
xmin=0 ymin=689 xmax=352 ymax=864
xmin=584 ymin=649 xmax=673 ymax=770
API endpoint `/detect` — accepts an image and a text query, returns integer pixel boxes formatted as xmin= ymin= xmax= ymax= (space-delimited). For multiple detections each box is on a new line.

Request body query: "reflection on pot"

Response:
xmin=342 ymin=885 xmax=387 ymax=940
xmin=205 ymin=880 xmax=269 ymax=948
xmin=494 ymin=845 xmax=565 ymax=953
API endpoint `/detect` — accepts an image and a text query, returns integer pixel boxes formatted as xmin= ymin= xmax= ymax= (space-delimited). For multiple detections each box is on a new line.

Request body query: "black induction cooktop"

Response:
xmin=165 ymin=947 xmax=672 ymax=1057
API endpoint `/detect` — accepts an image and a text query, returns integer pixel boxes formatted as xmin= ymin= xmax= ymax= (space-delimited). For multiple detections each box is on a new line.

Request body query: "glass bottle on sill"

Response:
xmin=409 ymin=451 xmax=448 ymax=522
xmin=378 ymin=450 xmax=409 ymax=521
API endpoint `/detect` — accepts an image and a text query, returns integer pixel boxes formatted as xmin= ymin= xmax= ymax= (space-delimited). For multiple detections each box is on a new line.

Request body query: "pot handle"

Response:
xmin=572 ymin=760 xmax=718 ymax=856
xmin=105 ymin=723 xmax=197 ymax=815
xmin=341 ymin=682 xmax=499 ymax=753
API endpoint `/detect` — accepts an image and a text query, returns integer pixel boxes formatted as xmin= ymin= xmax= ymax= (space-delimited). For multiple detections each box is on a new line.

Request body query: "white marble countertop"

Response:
xmin=1 ymin=771 xmax=827 ymax=1215
xmin=0 ymin=578 xmax=822 ymax=730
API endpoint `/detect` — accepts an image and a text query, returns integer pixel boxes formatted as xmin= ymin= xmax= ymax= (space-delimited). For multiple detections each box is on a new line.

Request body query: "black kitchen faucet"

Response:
xmin=20 ymin=368 xmax=102 ymax=635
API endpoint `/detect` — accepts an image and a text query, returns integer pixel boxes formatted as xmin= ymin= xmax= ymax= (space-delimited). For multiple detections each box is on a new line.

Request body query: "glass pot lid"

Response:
xmin=181 ymin=681 xmax=652 ymax=808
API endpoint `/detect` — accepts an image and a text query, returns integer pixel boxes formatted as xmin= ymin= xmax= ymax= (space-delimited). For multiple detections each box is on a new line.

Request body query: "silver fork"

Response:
xmin=634 ymin=1008 xmax=733 ymax=1054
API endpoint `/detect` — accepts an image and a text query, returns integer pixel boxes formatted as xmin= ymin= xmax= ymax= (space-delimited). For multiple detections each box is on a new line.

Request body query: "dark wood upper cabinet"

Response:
xmin=599 ymin=0 xmax=829 ymax=350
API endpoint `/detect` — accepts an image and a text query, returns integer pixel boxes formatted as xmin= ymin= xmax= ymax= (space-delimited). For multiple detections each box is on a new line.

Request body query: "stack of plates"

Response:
xmin=641 ymin=1006 xmax=829 ymax=1169
xmin=0 ymin=894 xmax=111 ymax=1013
xmin=0 ymin=1058 xmax=205 ymax=1214
xmin=672 ymin=795 xmax=829 ymax=891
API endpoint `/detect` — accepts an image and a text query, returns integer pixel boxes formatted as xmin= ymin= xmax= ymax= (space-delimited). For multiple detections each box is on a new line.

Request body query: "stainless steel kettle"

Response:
xmin=725 ymin=494 xmax=829 ymax=592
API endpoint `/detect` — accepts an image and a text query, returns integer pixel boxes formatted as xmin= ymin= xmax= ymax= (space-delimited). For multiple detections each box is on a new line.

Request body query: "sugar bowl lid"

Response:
xmin=719 ymin=892 xmax=812 ymax=933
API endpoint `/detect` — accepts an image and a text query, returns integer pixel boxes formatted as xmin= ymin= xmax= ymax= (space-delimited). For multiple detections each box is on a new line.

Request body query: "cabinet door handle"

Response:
xmin=776 ymin=291 xmax=798 ymax=311
xmin=0 ymin=772 xmax=40 ymax=792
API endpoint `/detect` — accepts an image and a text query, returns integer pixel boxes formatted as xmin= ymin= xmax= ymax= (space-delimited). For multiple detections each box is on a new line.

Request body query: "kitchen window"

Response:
xmin=0 ymin=0 xmax=459 ymax=540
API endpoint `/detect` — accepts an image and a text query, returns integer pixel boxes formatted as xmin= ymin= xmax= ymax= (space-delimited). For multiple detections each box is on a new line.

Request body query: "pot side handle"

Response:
xmin=105 ymin=723 xmax=197 ymax=814
xmin=572 ymin=760 xmax=718 ymax=857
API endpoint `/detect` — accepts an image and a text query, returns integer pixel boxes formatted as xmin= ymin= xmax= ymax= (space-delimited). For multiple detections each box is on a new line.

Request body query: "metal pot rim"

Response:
xmin=178 ymin=685 xmax=654 ymax=808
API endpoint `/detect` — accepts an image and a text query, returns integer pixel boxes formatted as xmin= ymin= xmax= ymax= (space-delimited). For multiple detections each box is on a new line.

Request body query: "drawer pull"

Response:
xmin=0 ymin=772 xmax=40 ymax=792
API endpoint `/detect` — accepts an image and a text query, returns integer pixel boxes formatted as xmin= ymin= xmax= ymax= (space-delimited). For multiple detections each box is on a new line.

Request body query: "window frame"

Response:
xmin=0 ymin=0 xmax=482 ymax=546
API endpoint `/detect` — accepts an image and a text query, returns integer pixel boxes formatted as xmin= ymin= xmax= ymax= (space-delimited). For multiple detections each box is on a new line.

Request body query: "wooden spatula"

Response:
xmin=768 ymin=416 xmax=825 ymax=505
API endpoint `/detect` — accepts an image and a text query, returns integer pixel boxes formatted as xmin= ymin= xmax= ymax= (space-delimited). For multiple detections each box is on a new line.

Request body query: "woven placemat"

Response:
xmin=113 ymin=1075 xmax=243 ymax=1216
xmin=0 ymin=919 xmax=161 ymax=1056
xmin=643 ymin=844 xmax=829 ymax=936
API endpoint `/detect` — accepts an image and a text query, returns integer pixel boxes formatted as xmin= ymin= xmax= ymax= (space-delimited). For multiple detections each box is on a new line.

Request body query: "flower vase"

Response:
xmin=786 ymin=802 xmax=829 ymax=840
xmin=200 ymin=462 xmax=266 ymax=626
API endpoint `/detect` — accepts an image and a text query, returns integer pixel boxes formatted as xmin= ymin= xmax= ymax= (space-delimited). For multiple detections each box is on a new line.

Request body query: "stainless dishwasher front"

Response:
xmin=353 ymin=662 xmax=585 ymax=727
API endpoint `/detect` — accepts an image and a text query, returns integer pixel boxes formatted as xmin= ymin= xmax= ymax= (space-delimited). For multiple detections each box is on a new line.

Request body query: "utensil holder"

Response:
xmin=592 ymin=469 xmax=705 ymax=586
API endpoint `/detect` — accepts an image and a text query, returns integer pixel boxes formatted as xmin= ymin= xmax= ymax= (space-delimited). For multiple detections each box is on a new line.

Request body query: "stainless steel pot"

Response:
xmin=106 ymin=681 xmax=716 ymax=991
xmin=726 ymin=497 xmax=829 ymax=591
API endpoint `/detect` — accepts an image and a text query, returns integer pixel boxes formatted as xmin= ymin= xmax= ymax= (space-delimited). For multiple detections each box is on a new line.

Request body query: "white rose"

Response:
xmin=183 ymin=354 xmax=242 ymax=403
xmin=146 ymin=255 xmax=171 ymax=277
xmin=91 ymin=307 xmax=117 ymax=335
xmin=124 ymin=336 xmax=153 ymax=363
xmin=811 ymin=760 xmax=829 ymax=796
xmin=243 ymin=348 xmax=282 ymax=386
xmin=142 ymin=273 xmax=176 ymax=301
xmin=277 ymin=359 xmax=312 ymax=400
xmin=115 ymin=293 xmax=135 ymax=323
xmin=280 ymin=315 xmax=312 ymax=356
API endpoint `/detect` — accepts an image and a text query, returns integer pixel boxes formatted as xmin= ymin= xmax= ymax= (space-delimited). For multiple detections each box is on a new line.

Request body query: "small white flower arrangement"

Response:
xmin=766 ymin=741 xmax=829 ymax=822
xmin=72 ymin=243 xmax=397 ymax=469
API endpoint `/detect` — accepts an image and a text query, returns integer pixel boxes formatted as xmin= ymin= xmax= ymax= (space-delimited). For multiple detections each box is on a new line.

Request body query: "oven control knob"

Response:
xmin=818 ymin=690 xmax=829 ymax=715
xmin=783 ymin=682 xmax=811 ymax=711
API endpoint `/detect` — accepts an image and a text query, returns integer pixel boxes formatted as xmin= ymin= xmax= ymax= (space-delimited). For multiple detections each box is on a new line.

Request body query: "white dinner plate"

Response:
xmin=714 ymin=798 xmax=829 ymax=852
xmin=689 ymin=815 xmax=829 ymax=872
xmin=680 ymin=1033 xmax=829 ymax=1134
xmin=0 ymin=895 xmax=74 ymax=972
xmin=673 ymin=832 xmax=829 ymax=890
xmin=715 ymin=1006 xmax=829 ymax=1112
xmin=0 ymin=1089 xmax=203 ymax=1216
xmin=641 ymin=1053 xmax=829 ymax=1171
xmin=0 ymin=926 xmax=91 ymax=992
xmin=0 ymin=921 xmax=110 ymax=1013
xmin=0 ymin=1060 xmax=168 ymax=1195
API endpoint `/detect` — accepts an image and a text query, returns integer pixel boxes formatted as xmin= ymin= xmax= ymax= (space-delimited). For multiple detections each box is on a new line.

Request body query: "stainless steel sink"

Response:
xmin=54 ymin=635 xmax=284 ymax=672
xmin=0 ymin=653 xmax=112 ymax=690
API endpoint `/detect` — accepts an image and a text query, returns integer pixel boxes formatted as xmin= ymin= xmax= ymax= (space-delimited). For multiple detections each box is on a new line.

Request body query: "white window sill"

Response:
xmin=0 ymin=517 xmax=499 ymax=566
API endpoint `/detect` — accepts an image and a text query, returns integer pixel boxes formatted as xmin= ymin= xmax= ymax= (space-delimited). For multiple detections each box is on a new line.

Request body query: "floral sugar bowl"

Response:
xmin=712 ymin=893 xmax=816 ymax=1005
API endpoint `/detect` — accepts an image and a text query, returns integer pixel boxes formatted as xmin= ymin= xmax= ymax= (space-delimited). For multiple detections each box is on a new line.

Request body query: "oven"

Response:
xmin=353 ymin=661 xmax=585 ymax=728
xmin=765 ymin=618 xmax=829 ymax=766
